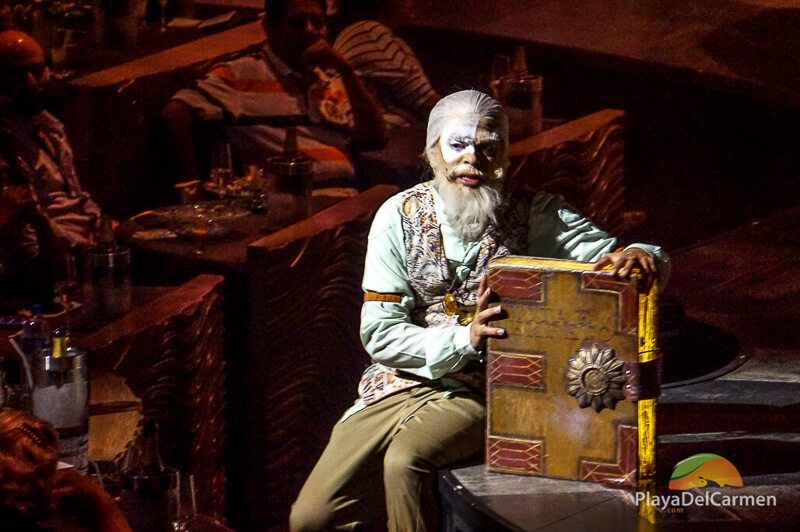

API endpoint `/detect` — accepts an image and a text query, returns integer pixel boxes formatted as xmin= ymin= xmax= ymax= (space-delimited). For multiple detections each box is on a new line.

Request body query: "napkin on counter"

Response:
xmin=168 ymin=17 xmax=201 ymax=28
xmin=132 ymin=229 xmax=178 ymax=240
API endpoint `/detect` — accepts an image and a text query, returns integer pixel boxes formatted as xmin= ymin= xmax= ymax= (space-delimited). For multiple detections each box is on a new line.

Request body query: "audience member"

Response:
xmin=0 ymin=408 xmax=131 ymax=532
xmin=0 ymin=30 xmax=101 ymax=251
xmin=162 ymin=0 xmax=387 ymax=187
xmin=0 ymin=29 xmax=103 ymax=306
xmin=330 ymin=0 xmax=441 ymax=126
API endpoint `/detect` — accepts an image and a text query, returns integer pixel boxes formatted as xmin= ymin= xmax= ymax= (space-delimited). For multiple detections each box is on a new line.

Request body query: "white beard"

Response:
xmin=434 ymin=170 xmax=503 ymax=242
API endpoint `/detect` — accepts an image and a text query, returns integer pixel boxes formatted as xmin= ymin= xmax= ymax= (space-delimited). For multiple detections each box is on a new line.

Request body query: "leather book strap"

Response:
xmin=623 ymin=353 xmax=662 ymax=401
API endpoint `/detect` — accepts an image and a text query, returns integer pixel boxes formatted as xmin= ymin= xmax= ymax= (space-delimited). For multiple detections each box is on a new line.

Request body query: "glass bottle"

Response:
xmin=511 ymin=45 xmax=528 ymax=77
xmin=268 ymin=126 xmax=314 ymax=224
xmin=32 ymin=327 xmax=89 ymax=473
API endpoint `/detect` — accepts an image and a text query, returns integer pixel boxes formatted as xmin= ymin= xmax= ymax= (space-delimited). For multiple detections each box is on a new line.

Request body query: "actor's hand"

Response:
xmin=593 ymin=247 xmax=656 ymax=279
xmin=470 ymin=274 xmax=505 ymax=350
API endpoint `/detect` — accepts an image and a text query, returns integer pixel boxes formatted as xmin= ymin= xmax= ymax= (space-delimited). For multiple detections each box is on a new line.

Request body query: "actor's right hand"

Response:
xmin=470 ymin=274 xmax=505 ymax=350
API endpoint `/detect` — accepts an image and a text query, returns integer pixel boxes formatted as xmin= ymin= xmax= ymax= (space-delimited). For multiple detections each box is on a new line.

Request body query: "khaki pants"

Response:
xmin=290 ymin=386 xmax=485 ymax=531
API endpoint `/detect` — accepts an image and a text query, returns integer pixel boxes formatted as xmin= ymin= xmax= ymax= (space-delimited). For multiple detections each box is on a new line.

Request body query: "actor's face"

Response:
xmin=265 ymin=0 xmax=327 ymax=67
xmin=435 ymin=118 xmax=506 ymax=188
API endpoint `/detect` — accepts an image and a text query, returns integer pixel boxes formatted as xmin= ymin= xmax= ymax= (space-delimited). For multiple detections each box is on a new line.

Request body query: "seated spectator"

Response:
xmin=0 ymin=29 xmax=104 ymax=306
xmin=330 ymin=0 xmax=441 ymax=127
xmin=0 ymin=30 xmax=102 ymax=251
xmin=0 ymin=408 xmax=131 ymax=532
xmin=162 ymin=0 xmax=387 ymax=187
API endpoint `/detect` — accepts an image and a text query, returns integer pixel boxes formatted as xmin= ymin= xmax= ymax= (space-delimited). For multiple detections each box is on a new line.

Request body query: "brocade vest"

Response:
xmin=358 ymin=183 xmax=528 ymax=405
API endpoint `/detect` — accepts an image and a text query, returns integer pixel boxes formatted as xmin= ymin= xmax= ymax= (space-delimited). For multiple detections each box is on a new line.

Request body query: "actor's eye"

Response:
xmin=449 ymin=140 xmax=467 ymax=152
xmin=476 ymin=142 xmax=498 ymax=158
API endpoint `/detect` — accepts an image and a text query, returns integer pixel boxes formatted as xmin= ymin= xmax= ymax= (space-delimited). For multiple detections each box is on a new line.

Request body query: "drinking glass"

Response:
xmin=50 ymin=29 xmax=74 ymax=80
xmin=54 ymin=252 xmax=79 ymax=329
xmin=492 ymin=74 xmax=543 ymax=140
xmin=210 ymin=141 xmax=233 ymax=201
xmin=168 ymin=471 xmax=197 ymax=531
xmin=159 ymin=0 xmax=169 ymax=32
xmin=189 ymin=212 xmax=214 ymax=256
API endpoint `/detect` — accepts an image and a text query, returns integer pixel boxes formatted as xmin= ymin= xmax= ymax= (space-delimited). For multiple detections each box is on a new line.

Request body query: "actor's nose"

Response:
xmin=460 ymin=147 xmax=477 ymax=164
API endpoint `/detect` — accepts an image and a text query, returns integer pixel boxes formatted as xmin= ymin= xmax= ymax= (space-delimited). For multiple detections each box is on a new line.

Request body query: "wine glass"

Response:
xmin=210 ymin=141 xmax=233 ymax=201
xmin=168 ymin=470 xmax=197 ymax=531
xmin=189 ymin=211 xmax=215 ymax=256
xmin=159 ymin=0 xmax=169 ymax=32
xmin=50 ymin=29 xmax=74 ymax=80
xmin=54 ymin=252 xmax=79 ymax=328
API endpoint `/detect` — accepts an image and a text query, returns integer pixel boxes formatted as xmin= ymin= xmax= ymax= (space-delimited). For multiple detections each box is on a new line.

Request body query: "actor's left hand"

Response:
xmin=593 ymin=247 xmax=656 ymax=279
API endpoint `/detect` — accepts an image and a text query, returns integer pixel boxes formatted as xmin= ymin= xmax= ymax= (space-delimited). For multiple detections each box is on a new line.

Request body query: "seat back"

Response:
xmin=77 ymin=274 xmax=227 ymax=519
xmin=507 ymin=109 xmax=628 ymax=237
xmin=241 ymin=185 xmax=397 ymax=529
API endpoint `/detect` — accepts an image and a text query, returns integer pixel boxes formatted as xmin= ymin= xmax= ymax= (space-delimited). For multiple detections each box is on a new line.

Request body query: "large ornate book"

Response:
xmin=485 ymin=256 xmax=659 ymax=489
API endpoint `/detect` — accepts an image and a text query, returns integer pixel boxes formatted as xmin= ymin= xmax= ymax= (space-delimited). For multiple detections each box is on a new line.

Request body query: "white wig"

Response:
xmin=426 ymin=89 xmax=509 ymax=149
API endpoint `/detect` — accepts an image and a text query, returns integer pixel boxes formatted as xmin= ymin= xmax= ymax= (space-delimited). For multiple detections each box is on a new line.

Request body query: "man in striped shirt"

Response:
xmin=330 ymin=0 xmax=441 ymax=127
xmin=162 ymin=0 xmax=386 ymax=187
xmin=333 ymin=19 xmax=440 ymax=127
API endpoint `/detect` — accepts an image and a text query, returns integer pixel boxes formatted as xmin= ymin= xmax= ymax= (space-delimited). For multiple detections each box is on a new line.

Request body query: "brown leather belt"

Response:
xmin=363 ymin=292 xmax=402 ymax=303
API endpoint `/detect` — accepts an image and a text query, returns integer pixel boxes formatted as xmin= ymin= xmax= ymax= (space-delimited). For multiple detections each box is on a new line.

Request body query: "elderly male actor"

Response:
xmin=290 ymin=90 xmax=669 ymax=531
xmin=162 ymin=0 xmax=386 ymax=186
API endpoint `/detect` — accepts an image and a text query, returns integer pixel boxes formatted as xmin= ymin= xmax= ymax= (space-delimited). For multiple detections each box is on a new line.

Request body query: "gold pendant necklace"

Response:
xmin=443 ymin=277 xmax=459 ymax=316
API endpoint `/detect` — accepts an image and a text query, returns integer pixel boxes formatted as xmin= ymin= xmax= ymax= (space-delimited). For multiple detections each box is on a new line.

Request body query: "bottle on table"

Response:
xmin=511 ymin=45 xmax=528 ymax=77
xmin=31 ymin=327 xmax=89 ymax=473
xmin=267 ymin=125 xmax=314 ymax=225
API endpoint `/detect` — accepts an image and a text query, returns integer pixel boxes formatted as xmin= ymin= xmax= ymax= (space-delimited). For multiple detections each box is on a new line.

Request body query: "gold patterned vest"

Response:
xmin=358 ymin=182 xmax=528 ymax=405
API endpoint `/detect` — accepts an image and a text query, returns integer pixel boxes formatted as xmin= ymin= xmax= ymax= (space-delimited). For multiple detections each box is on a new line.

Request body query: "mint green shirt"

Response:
xmin=361 ymin=186 xmax=669 ymax=373
xmin=348 ymin=186 xmax=669 ymax=418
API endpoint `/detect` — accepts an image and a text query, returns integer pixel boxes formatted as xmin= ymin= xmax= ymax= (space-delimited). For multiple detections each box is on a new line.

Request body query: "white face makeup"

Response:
xmin=434 ymin=118 xmax=505 ymax=189
xmin=439 ymin=119 xmax=479 ymax=163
